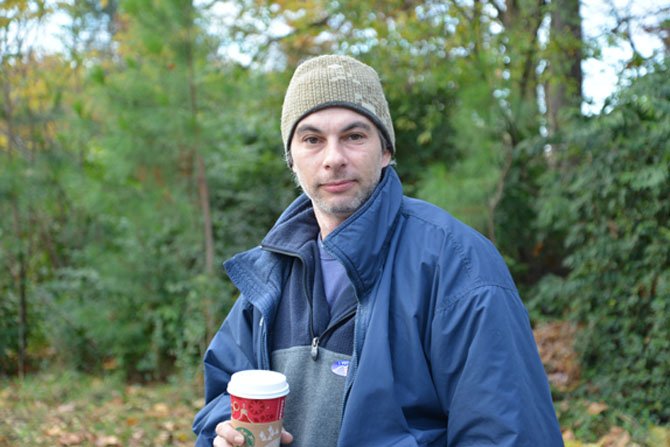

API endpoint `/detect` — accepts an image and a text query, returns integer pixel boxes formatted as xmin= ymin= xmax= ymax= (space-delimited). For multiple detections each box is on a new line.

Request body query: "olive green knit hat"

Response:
xmin=280 ymin=55 xmax=395 ymax=163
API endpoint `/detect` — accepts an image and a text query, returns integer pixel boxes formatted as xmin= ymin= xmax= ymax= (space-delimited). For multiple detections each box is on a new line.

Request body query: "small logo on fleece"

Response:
xmin=331 ymin=360 xmax=350 ymax=377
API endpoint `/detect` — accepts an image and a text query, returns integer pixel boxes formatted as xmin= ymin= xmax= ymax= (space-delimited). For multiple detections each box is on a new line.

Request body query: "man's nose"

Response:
xmin=322 ymin=138 xmax=347 ymax=168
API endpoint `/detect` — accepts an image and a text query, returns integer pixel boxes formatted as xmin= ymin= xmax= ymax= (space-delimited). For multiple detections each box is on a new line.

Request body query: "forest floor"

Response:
xmin=1 ymin=322 xmax=668 ymax=446
xmin=0 ymin=371 xmax=200 ymax=446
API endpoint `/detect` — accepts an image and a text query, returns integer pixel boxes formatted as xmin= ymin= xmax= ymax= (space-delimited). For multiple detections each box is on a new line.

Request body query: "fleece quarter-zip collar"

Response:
xmin=260 ymin=167 xmax=402 ymax=299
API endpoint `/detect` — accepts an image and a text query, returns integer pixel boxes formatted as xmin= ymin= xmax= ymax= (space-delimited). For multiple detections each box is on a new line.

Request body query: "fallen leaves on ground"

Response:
xmin=0 ymin=372 xmax=201 ymax=447
xmin=533 ymin=320 xmax=581 ymax=391
xmin=563 ymin=426 xmax=638 ymax=447
xmin=587 ymin=402 xmax=609 ymax=416
xmin=2 ymin=369 xmax=668 ymax=447
xmin=598 ymin=426 xmax=633 ymax=447
xmin=648 ymin=425 xmax=670 ymax=447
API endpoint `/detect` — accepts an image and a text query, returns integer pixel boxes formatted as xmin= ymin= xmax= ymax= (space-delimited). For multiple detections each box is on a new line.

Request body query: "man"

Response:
xmin=193 ymin=55 xmax=563 ymax=447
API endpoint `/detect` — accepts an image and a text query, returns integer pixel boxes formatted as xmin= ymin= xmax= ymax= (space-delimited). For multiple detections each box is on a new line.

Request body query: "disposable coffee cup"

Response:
xmin=227 ymin=370 xmax=290 ymax=447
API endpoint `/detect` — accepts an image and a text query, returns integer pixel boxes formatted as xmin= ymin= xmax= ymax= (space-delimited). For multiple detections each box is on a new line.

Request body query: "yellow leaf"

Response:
xmin=59 ymin=432 xmax=86 ymax=445
xmin=45 ymin=426 xmax=64 ymax=437
xmin=563 ymin=429 xmax=576 ymax=440
xmin=418 ymin=130 xmax=432 ymax=145
xmin=597 ymin=426 xmax=631 ymax=447
xmin=151 ymin=402 xmax=170 ymax=417
xmin=564 ymin=441 xmax=599 ymax=447
xmin=103 ymin=357 xmax=118 ymax=370
xmin=57 ymin=403 xmax=76 ymax=413
xmin=648 ymin=425 xmax=670 ymax=447
xmin=586 ymin=401 xmax=608 ymax=415
xmin=95 ymin=435 xmax=121 ymax=446
xmin=126 ymin=416 xmax=139 ymax=426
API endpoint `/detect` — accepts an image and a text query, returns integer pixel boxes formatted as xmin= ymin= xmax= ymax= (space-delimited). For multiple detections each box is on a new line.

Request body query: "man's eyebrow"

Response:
xmin=295 ymin=120 xmax=373 ymax=135
xmin=342 ymin=121 xmax=373 ymax=133
xmin=295 ymin=124 xmax=323 ymax=135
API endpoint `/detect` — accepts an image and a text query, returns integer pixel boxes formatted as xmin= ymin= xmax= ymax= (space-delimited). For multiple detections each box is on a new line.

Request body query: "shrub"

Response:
xmin=532 ymin=60 xmax=670 ymax=422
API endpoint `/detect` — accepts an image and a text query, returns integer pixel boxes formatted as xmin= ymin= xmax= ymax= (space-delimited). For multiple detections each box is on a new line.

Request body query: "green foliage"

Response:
xmin=1 ymin=7 xmax=668 ymax=439
xmin=379 ymin=56 xmax=460 ymax=192
xmin=531 ymin=60 xmax=670 ymax=422
xmin=0 ymin=0 xmax=295 ymax=380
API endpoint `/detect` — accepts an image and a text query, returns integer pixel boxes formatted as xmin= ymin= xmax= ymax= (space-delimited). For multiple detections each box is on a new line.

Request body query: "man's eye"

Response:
xmin=348 ymin=133 xmax=364 ymax=141
xmin=304 ymin=136 xmax=320 ymax=144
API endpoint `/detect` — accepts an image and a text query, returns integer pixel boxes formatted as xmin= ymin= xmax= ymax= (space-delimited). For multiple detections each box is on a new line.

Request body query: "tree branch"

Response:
xmin=449 ymin=0 xmax=473 ymax=24
xmin=488 ymin=0 xmax=506 ymax=22
xmin=487 ymin=143 xmax=514 ymax=244
xmin=518 ymin=0 xmax=548 ymax=100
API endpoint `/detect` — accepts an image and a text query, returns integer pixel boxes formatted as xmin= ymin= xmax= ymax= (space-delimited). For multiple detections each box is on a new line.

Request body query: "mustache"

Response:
xmin=317 ymin=171 xmax=355 ymax=185
xmin=290 ymin=168 xmax=357 ymax=190
xmin=319 ymin=177 xmax=353 ymax=185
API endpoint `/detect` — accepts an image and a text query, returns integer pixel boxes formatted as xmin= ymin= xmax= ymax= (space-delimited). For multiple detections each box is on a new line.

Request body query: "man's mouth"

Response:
xmin=321 ymin=179 xmax=355 ymax=193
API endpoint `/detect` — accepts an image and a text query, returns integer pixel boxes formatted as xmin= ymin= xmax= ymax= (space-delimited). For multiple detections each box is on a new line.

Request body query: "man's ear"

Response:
xmin=286 ymin=151 xmax=294 ymax=170
xmin=382 ymin=149 xmax=392 ymax=167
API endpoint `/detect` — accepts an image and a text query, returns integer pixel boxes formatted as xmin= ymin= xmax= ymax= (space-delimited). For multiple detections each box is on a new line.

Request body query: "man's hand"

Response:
xmin=213 ymin=421 xmax=293 ymax=446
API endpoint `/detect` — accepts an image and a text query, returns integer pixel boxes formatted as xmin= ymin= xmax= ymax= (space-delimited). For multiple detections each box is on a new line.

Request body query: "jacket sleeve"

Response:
xmin=430 ymin=285 xmax=564 ymax=446
xmin=192 ymin=296 xmax=259 ymax=447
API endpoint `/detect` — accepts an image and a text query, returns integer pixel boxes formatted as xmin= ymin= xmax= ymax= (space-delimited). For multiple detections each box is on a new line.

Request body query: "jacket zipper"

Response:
xmin=261 ymin=243 xmax=357 ymax=362
xmin=263 ymin=243 xmax=361 ymax=435
xmin=261 ymin=243 xmax=319 ymax=361
xmin=259 ymin=316 xmax=269 ymax=369
xmin=310 ymin=307 xmax=357 ymax=360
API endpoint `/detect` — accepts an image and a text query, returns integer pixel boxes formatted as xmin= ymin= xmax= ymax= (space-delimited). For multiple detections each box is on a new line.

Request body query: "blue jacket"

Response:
xmin=193 ymin=167 xmax=563 ymax=446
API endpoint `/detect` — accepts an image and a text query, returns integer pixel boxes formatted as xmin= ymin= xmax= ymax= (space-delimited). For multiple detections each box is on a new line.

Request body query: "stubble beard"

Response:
xmin=292 ymin=170 xmax=380 ymax=218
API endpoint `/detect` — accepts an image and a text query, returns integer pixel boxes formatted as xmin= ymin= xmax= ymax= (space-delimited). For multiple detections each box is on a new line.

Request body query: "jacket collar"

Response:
xmin=261 ymin=167 xmax=403 ymax=298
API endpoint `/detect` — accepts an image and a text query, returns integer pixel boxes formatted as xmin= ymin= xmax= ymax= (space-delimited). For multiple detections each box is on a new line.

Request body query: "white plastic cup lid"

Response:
xmin=227 ymin=370 xmax=290 ymax=399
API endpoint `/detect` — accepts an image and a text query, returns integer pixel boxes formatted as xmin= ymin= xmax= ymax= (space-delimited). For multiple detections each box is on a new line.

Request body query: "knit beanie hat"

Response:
xmin=281 ymin=55 xmax=395 ymax=164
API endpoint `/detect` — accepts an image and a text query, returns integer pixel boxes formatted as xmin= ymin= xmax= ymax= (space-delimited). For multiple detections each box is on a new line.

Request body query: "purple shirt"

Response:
xmin=318 ymin=238 xmax=352 ymax=312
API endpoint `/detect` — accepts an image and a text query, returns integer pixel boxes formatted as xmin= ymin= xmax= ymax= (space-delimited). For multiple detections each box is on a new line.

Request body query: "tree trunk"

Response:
xmin=183 ymin=0 xmax=217 ymax=345
xmin=546 ymin=0 xmax=583 ymax=134
xmin=484 ymin=0 xmax=547 ymax=241
xmin=196 ymin=155 xmax=214 ymax=275
xmin=184 ymin=5 xmax=214 ymax=276
xmin=18 ymin=247 xmax=27 ymax=379
xmin=2 ymin=61 xmax=15 ymax=157
xmin=11 ymin=200 xmax=28 ymax=379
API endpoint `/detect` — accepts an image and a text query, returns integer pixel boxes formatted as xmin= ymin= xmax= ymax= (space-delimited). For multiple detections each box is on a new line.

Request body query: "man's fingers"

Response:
xmin=215 ymin=421 xmax=231 ymax=436
xmin=281 ymin=428 xmax=294 ymax=444
xmin=214 ymin=421 xmax=244 ymax=446
xmin=214 ymin=421 xmax=292 ymax=445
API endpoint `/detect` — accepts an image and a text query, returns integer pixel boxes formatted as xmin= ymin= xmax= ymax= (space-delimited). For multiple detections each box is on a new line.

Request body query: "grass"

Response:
xmin=0 ymin=370 xmax=202 ymax=446
xmin=1 ymin=368 xmax=668 ymax=447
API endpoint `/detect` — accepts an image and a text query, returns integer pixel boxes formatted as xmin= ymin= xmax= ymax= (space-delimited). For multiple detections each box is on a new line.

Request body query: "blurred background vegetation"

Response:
xmin=1 ymin=0 xmax=669 ymax=445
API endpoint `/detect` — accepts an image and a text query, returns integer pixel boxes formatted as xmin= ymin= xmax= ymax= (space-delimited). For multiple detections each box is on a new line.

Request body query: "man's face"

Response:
xmin=290 ymin=107 xmax=392 ymax=227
